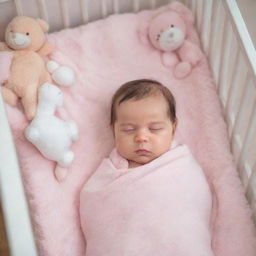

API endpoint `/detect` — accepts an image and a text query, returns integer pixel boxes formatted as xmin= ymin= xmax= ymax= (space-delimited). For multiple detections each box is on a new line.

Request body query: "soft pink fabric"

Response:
xmin=0 ymin=51 xmax=12 ymax=84
xmin=80 ymin=144 xmax=214 ymax=256
xmin=5 ymin=3 xmax=256 ymax=256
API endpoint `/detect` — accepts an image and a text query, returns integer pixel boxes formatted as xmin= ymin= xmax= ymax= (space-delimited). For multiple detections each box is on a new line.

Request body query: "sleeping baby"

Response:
xmin=80 ymin=79 xmax=215 ymax=256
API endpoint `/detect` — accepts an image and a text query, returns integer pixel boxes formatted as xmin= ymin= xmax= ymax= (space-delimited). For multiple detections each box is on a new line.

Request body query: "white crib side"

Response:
xmin=188 ymin=0 xmax=256 ymax=222
xmin=0 ymin=90 xmax=37 ymax=255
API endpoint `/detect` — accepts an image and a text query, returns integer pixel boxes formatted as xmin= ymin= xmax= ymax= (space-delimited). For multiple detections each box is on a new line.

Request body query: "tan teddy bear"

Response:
xmin=0 ymin=16 xmax=53 ymax=120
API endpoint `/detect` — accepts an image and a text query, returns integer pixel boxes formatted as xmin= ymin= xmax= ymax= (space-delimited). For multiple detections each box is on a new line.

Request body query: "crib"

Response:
xmin=0 ymin=0 xmax=255 ymax=255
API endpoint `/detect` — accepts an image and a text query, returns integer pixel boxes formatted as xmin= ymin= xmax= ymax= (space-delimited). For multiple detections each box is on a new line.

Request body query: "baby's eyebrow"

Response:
xmin=149 ymin=121 xmax=165 ymax=125
xmin=119 ymin=123 xmax=135 ymax=127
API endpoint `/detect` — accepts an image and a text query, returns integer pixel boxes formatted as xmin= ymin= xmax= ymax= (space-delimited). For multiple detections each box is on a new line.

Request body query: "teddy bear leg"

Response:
xmin=40 ymin=69 xmax=52 ymax=85
xmin=1 ymin=87 xmax=18 ymax=106
xmin=58 ymin=151 xmax=74 ymax=167
xmin=174 ymin=62 xmax=192 ymax=79
xmin=22 ymin=86 xmax=38 ymax=120
xmin=66 ymin=121 xmax=79 ymax=141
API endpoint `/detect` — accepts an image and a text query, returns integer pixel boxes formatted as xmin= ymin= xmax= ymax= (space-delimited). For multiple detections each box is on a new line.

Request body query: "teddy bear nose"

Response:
xmin=169 ymin=32 xmax=174 ymax=38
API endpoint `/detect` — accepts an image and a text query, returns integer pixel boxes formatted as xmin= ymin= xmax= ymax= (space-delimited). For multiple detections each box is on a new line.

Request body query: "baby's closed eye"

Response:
xmin=120 ymin=125 xmax=136 ymax=132
xmin=149 ymin=125 xmax=164 ymax=132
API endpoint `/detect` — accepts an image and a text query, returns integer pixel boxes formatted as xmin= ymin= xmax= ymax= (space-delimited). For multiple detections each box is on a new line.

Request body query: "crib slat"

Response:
xmin=245 ymin=161 xmax=256 ymax=207
xmin=195 ymin=0 xmax=203 ymax=32
xmin=59 ymin=0 xmax=70 ymax=28
xmin=190 ymin=0 xmax=196 ymax=16
xmin=14 ymin=0 xmax=23 ymax=15
xmin=209 ymin=1 xmax=225 ymax=84
xmin=101 ymin=0 xmax=108 ymax=18
xmin=237 ymin=95 xmax=256 ymax=171
xmin=183 ymin=0 xmax=190 ymax=9
xmin=113 ymin=0 xmax=119 ymax=14
xmin=226 ymin=51 xmax=247 ymax=137
xmin=231 ymin=72 xmax=251 ymax=159
xmin=133 ymin=0 xmax=140 ymax=12
xmin=149 ymin=0 xmax=156 ymax=9
xmin=217 ymin=16 xmax=228 ymax=99
xmin=208 ymin=0 xmax=220 ymax=80
xmin=80 ymin=0 xmax=89 ymax=23
xmin=224 ymin=32 xmax=239 ymax=116
xmin=37 ymin=0 xmax=48 ymax=22
xmin=200 ymin=0 xmax=212 ymax=54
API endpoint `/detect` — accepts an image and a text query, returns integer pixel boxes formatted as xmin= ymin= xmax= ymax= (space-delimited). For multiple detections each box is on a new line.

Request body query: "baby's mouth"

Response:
xmin=135 ymin=149 xmax=150 ymax=155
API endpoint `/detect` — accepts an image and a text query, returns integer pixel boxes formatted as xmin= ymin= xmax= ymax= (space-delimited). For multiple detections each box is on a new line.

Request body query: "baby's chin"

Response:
xmin=128 ymin=155 xmax=156 ymax=168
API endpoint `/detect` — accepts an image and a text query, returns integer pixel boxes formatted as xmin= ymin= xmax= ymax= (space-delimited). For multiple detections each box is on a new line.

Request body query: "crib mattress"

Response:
xmin=5 ymin=3 xmax=256 ymax=256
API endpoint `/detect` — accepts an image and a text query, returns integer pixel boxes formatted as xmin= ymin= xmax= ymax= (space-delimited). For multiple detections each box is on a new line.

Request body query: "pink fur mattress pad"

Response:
xmin=6 ymin=3 xmax=256 ymax=256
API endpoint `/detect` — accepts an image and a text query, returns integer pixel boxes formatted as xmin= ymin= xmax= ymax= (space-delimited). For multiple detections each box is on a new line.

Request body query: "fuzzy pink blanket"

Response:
xmin=80 ymin=143 xmax=214 ymax=255
xmin=5 ymin=3 xmax=256 ymax=256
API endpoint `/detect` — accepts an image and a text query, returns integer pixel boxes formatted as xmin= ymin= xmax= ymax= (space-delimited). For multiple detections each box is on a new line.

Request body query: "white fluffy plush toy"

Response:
xmin=25 ymin=83 xmax=78 ymax=169
xmin=47 ymin=60 xmax=74 ymax=87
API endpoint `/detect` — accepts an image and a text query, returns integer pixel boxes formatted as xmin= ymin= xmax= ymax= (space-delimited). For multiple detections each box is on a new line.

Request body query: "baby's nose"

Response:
xmin=134 ymin=131 xmax=148 ymax=143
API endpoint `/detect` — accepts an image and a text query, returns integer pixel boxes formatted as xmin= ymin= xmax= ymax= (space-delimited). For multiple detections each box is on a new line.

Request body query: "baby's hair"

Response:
xmin=110 ymin=79 xmax=177 ymax=125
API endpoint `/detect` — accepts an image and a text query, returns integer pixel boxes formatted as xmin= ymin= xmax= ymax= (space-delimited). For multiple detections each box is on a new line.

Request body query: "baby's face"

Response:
xmin=113 ymin=94 xmax=176 ymax=168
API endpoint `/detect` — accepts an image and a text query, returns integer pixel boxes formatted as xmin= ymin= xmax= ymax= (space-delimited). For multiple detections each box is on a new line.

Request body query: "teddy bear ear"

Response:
xmin=36 ymin=18 xmax=49 ymax=32
xmin=169 ymin=1 xmax=194 ymax=25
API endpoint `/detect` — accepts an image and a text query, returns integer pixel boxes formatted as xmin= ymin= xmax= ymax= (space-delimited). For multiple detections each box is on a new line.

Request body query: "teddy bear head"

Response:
xmin=148 ymin=10 xmax=187 ymax=52
xmin=138 ymin=1 xmax=194 ymax=52
xmin=5 ymin=16 xmax=49 ymax=52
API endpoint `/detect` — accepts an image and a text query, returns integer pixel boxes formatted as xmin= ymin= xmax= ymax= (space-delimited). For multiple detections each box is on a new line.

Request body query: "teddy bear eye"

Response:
xmin=26 ymin=32 xmax=29 ymax=35
xmin=170 ymin=25 xmax=174 ymax=28
xmin=156 ymin=34 xmax=161 ymax=40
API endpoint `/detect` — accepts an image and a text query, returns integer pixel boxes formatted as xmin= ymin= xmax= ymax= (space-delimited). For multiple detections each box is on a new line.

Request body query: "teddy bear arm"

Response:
xmin=0 ymin=42 xmax=11 ymax=51
xmin=178 ymin=40 xmax=203 ymax=66
xmin=37 ymin=42 xmax=54 ymax=57
xmin=1 ymin=87 xmax=18 ymax=106
xmin=162 ymin=52 xmax=179 ymax=67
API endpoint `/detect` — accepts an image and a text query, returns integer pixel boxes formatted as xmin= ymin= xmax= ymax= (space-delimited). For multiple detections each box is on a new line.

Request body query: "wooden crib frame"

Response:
xmin=0 ymin=0 xmax=255 ymax=255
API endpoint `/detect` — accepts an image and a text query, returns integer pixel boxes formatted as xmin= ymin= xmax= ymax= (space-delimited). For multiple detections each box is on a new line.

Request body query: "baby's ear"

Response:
xmin=173 ymin=119 xmax=178 ymax=134
xmin=111 ymin=123 xmax=115 ymax=134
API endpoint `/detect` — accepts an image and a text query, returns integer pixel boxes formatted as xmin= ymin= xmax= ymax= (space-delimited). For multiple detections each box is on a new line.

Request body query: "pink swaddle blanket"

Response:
xmin=80 ymin=143 xmax=214 ymax=255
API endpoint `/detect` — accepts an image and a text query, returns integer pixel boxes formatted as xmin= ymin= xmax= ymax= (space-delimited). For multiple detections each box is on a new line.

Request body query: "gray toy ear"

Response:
xmin=36 ymin=18 xmax=49 ymax=32
xmin=169 ymin=1 xmax=194 ymax=26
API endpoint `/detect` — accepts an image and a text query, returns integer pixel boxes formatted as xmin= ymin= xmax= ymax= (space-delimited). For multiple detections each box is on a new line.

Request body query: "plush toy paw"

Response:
xmin=55 ymin=166 xmax=68 ymax=182
xmin=66 ymin=120 xmax=79 ymax=141
xmin=58 ymin=151 xmax=74 ymax=167
xmin=25 ymin=126 xmax=40 ymax=142
xmin=174 ymin=62 xmax=192 ymax=79
xmin=47 ymin=60 xmax=74 ymax=87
